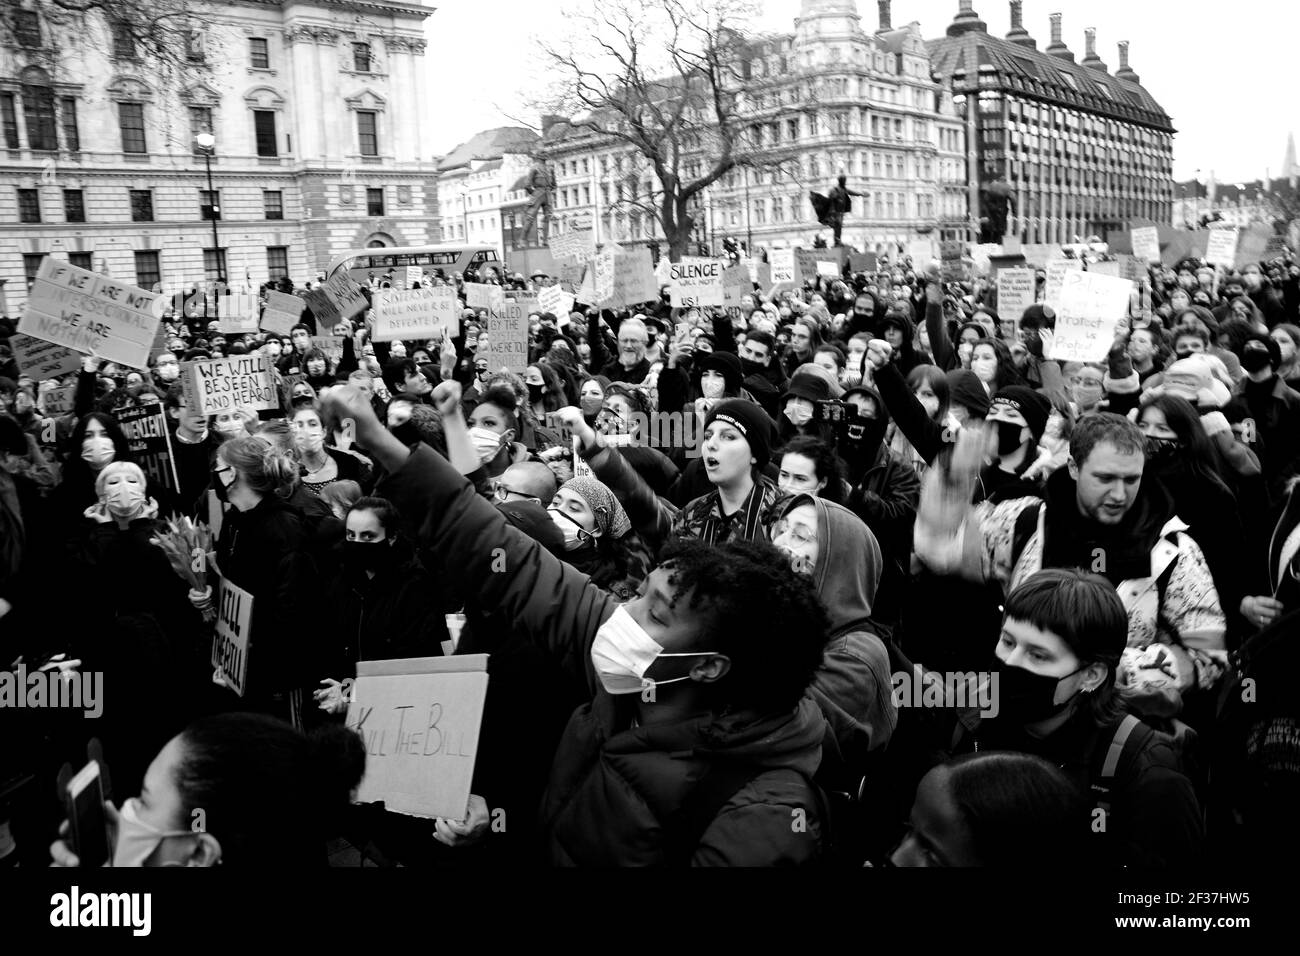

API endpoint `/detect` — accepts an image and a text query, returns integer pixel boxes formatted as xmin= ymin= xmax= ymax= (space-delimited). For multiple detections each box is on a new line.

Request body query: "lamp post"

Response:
xmin=195 ymin=133 xmax=222 ymax=324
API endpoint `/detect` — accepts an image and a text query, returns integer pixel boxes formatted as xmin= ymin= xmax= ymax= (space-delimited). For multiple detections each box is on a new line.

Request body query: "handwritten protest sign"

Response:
xmin=848 ymin=251 xmax=877 ymax=274
xmin=345 ymin=655 xmax=490 ymax=820
xmin=1088 ymin=260 xmax=1121 ymax=277
xmin=794 ymin=249 xmax=819 ymax=284
xmin=10 ymin=333 xmax=82 ymax=379
xmin=211 ymin=578 xmax=253 ymax=697
xmin=372 ymin=287 xmax=457 ymax=341
xmin=1043 ymin=258 xmax=1083 ymax=312
xmin=721 ymin=264 xmax=751 ymax=308
xmin=770 ymin=249 xmax=796 ymax=286
xmin=908 ymin=239 xmax=935 ymax=266
xmin=213 ymin=292 xmax=260 ymax=335
xmin=465 ymin=283 xmax=504 ymax=313
xmin=116 ymin=403 xmax=179 ymax=493
xmin=19 ymin=258 xmax=160 ymax=369
xmin=592 ymin=249 xmax=617 ymax=305
xmin=1047 ymin=270 xmax=1134 ymax=363
xmin=406 ymin=266 xmax=424 ymax=288
xmin=40 ymin=383 xmax=75 ymax=415
xmin=323 ymin=273 xmax=368 ymax=322
xmin=260 ymin=290 xmax=302 ymax=335
xmin=280 ymin=373 xmax=306 ymax=405
xmin=310 ymin=336 xmax=344 ymax=369
xmin=1131 ymin=227 xmax=1161 ymax=264
xmin=181 ymin=354 xmax=278 ymax=416
xmin=1205 ymin=226 xmax=1240 ymax=267
xmin=996 ymin=268 xmax=1036 ymax=326
xmin=538 ymin=283 xmax=575 ymax=319
xmin=668 ymin=258 xmax=724 ymax=307
xmin=940 ymin=241 xmax=967 ymax=282
xmin=487 ymin=301 xmax=528 ymax=373
xmin=1235 ymin=226 xmax=1276 ymax=269
xmin=608 ymin=247 xmax=657 ymax=307
xmin=816 ymin=260 xmax=840 ymax=278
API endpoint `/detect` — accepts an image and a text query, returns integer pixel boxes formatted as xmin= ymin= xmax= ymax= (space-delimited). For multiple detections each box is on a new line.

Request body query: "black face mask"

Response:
xmin=845 ymin=415 xmax=887 ymax=453
xmin=344 ymin=540 xmax=397 ymax=576
xmin=1144 ymin=435 xmax=1181 ymax=465
xmin=1241 ymin=349 xmax=1272 ymax=374
xmin=995 ymin=420 xmax=1028 ymax=457
xmin=994 ymin=657 xmax=1087 ymax=724
xmin=527 ymin=383 xmax=545 ymax=403
xmin=211 ymin=468 xmax=231 ymax=503
xmin=740 ymin=358 xmax=767 ymax=377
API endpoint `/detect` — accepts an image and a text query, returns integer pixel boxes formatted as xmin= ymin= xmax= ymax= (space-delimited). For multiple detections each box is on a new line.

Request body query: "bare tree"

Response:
xmin=535 ymin=0 xmax=787 ymax=261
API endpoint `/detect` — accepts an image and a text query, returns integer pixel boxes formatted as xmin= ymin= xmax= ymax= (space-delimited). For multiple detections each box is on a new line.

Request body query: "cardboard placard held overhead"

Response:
xmin=260 ymin=290 xmax=302 ymax=335
xmin=592 ymin=249 xmax=617 ymax=306
xmin=721 ymin=264 xmax=751 ymax=307
xmin=40 ymin=383 xmax=76 ymax=415
xmin=907 ymin=239 xmax=935 ymax=266
xmin=486 ymin=301 xmax=528 ymax=374
xmin=793 ymin=249 xmax=820 ymax=284
xmin=816 ymin=260 xmax=840 ymax=278
xmin=940 ymin=241 xmax=967 ymax=282
xmin=668 ymin=258 xmax=724 ymax=307
xmin=406 ymin=265 xmax=424 ymax=288
xmin=1088 ymin=260 xmax=1121 ymax=277
xmin=996 ymin=268 xmax=1036 ymax=325
xmin=1047 ymin=270 xmax=1134 ymax=363
xmin=181 ymin=354 xmax=278 ymax=416
xmin=465 ymin=283 xmax=504 ymax=313
xmin=1131 ymin=227 xmax=1161 ymax=264
xmin=1234 ymin=226 xmax=1277 ymax=269
xmin=372 ymin=287 xmax=457 ymax=342
xmin=10 ymin=333 xmax=82 ymax=380
xmin=1204 ymin=227 xmax=1240 ymax=268
xmin=769 ymin=249 xmax=796 ymax=285
xmin=324 ymin=273 xmax=369 ymax=322
xmin=1043 ymin=258 xmax=1083 ymax=313
xmin=19 ymin=258 xmax=161 ymax=369
xmin=211 ymin=578 xmax=253 ymax=698
xmin=116 ymin=403 xmax=179 ymax=493
xmin=345 ymin=655 xmax=490 ymax=821
xmin=608 ymin=247 xmax=658 ymax=308
xmin=538 ymin=283 xmax=575 ymax=319
xmin=309 ymin=335 xmax=345 ymax=367
xmin=213 ymin=292 xmax=261 ymax=335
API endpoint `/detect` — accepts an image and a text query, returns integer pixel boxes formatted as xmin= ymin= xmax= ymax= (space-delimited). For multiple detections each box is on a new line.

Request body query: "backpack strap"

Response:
xmin=1100 ymin=714 xmax=1144 ymax=780
xmin=1009 ymin=501 xmax=1044 ymax=577
xmin=661 ymin=759 xmax=765 ymax=867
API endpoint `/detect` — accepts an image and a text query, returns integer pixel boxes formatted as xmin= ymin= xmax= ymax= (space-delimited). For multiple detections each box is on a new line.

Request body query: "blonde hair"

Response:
xmin=220 ymin=435 xmax=298 ymax=495
xmin=94 ymin=461 xmax=146 ymax=499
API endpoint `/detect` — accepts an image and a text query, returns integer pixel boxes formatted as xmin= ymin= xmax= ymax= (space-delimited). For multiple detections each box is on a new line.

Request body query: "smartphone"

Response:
xmin=814 ymin=400 xmax=860 ymax=424
xmin=65 ymin=760 xmax=110 ymax=868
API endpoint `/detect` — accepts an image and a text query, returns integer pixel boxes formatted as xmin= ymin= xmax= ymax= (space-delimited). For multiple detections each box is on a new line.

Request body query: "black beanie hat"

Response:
xmin=781 ymin=372 xmax=833 ymax=406
xmin=990 ymin=385 xmax=1051 ymax=443
xmin=705 ymin=399 xmax=773 ymax=470
xmin=697 ymin=350 xmax=743 ymax=395
xmin=945 ymin=369 xmax=990 ymax=418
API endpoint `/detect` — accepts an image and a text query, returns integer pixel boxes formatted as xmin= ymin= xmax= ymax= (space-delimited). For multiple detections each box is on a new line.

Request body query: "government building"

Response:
xmin=0 ymin=0 xmax=438 ymax=314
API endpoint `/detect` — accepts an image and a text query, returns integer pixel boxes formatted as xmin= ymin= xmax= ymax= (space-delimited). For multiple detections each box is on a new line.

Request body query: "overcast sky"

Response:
xmin=422 ymin=0 xmax=1295 ymax=186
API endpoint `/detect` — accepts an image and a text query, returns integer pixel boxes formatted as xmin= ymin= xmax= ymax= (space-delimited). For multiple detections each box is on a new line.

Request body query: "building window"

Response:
xmin=249 ymin=37 xmax=269 ymax=69
xmin=111 ymin=19 xmax=136 ymax=58
xmin=353 ymin=43 xmax=371 ymax=72
xmin=200 ymin=189 xmax=220 ymax=220
xmin=68 ymin=252 xmax=93 ymax=271
xmin=263 ymin=190 xmax=283 ymax=220
xmin=23 ymin=253 xmax=46 ymax=289
xmin=118 ymin=102 xmax=147 ymax=153
xmin=59 ymin=97 xmax=79 ymax=151
xmin=134 ymin=251 xmax=161 ymax=290
xmin=253 ymin=110 xmax=277 ymax=157
xmin=187 ymin=29 xmax=205 ymax=63
xmin=189 ymin=107 xmax=213 ymax=153
xmin=130 ymin=189 xmax=153 ymax=222
xmin=367 ymin=187 xmax=384 ymax=216
xmin=17 ymin=188 xmax=41 ymax=223
xmin=63 ymin=189 xmax=85 ymax=222
xmin=202 ymin=248 xmax=227 ymax=282
xmin=22 ymin=82 xmax=57 ymax=151
xmin=357 ymin=110 xmax=378 ymax=156
xmin=266 ymin=246 xmax=288 ymax=279
xmin=14 ymin=10 xmax=41 ymax=47
xmin=1 ymin=93 xmax=18 ymax=149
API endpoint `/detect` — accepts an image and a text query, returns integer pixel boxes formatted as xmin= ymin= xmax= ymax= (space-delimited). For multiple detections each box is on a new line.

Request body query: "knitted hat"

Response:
xmin=704 ymin=399 xmax=774 ymax=470
xmin=789 ymin=362 xmax=844 ymax=399
xmin=560 ymin=475 xmax=631 ymax=539
xmin=945 ymin=369 xmax=990 ymax=418
xmin=990 ymin=386 xmax=1051 ymax=443
xmin=782 ymin=372 xmax=834 ymax=406
xmin=697 ymin=350 xmax=743 ymax=395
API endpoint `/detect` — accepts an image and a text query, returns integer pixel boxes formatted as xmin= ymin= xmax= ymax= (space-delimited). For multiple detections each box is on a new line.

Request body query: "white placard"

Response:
xmin=1043 ymin=258 xmax=1083 ymax=313
xmin=669 ymin=258 xmax=724 ymax=307
xmin=1047 ymin=270 xmax=1134 ymax=363
xmin=1131 ymin=227 xmax=1161 ymax=264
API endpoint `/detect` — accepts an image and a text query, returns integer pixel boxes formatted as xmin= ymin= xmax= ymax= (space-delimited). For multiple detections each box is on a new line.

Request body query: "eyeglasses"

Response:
xmin=491 ymin=482 xmax=533 ymax=503
xmin=772 ymin=518 xmax=817 ymax=548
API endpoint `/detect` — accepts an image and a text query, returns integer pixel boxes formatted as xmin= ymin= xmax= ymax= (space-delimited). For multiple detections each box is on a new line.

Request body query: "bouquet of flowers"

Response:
xmin=151 ymin=516 xmax=217 ymax=623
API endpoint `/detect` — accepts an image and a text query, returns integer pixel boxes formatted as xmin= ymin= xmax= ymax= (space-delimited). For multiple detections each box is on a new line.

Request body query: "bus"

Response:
xmin=325 ymin=244 xmax=502 ymax=286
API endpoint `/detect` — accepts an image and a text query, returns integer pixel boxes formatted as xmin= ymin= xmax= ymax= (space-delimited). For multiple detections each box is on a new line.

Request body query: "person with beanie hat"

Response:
xmin=1226 ymin=334 xmax=1300 ymax=509
xmin=945 ymin=368 xmax=991 ymax=421
xmin=780 ymin=369 xmax=834 ymax=442
xmin=980 ymin=385 xmax=1052 ymax=503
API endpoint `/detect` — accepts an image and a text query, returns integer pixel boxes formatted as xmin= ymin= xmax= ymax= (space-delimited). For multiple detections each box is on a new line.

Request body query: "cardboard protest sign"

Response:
xmin=486 ymin=301 xmax=528 ymax=374
xmin=260 ymin=290 xmax=302 ymax=335
xmin=213 ymin=292 xmax=260 ymax=335
xmin=345 ymin=655 xmax=490 ymax=820
xmin=40 ymin=383 xmax=76 ymax=415
xmin=794 ymin=249 xmax=819 ymax=284
xmin=721 ymin=264 xmax=751 ymax=308
xmin=211 ymin=577 xmax=253 ymax=698
xmin=1113 ymin=255 xmax=1146 ymax=284
xmin=1204 ymin=226 xmax=1240 ymax=268
xmin=406 ymin=266 xmax=424 ymax=288
xmin=1235 ymin=226 xmax=1276 ymax=269
xmin=754 ymin=261 xmax=771 ymax=290
xmin=10 ymin=333 xmax=82 ymax=380
xmin=940 ymin=241 xmax=967 ymax=282
xmin=116 ymin=403 xmax=179 ymax=493
xmin=1131 ymin=227 xmax=1161 ymax=264
xmin=279 ymin=372 xmax=306 ymax=405
xmin=847 ymin=251 xmax=876 ymax=273
xmin=592 ymin=249 xmax=617 ymax=305
xmin=608 ymin=247 xmax=657 ymax=307
xmin=568 ymin=227 xmax=595 ymax=263
xmin=19 ymin=258 xmax=161 ymax=369
xmin=302 ymin=288 xmax=337 ymax=325
xmin=372 ymin=287 xmax=457 ymax=342
xmin=465 ymin=283 xmax=504 ymax=312
xmin=668 ymin=258 xmax=724 ymax=308
xmin=1043 ymin=258 xmax=1083 ymax=312
xmin=1088 ymin=260 xmax=1121 ymax=277
xmin=770 ymin=249 xmax=796 ymax=285
xmin=1047 ymin=270 xmax=1134 ymax=363
xmin=908 ymin=239 xmax=935 ymax=266
xmin=816 ymin=260 xmax=840 ymax=278
xmin=323 ymin=273 xmax=368 ymax=322
xmin=1262 ymin=235 xmax=1289 ymax=261
xmin=996 ymin=268 xmax=1036 ymax=325
xmin=181 ymin=354 xmax=278 ymax=416
xmin=538 ymin=283 xmax=575 ymax=319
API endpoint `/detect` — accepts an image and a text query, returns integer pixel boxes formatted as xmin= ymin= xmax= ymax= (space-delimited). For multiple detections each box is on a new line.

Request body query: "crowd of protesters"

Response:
xmin=2 ymin=241 xmax=1299 ymax=868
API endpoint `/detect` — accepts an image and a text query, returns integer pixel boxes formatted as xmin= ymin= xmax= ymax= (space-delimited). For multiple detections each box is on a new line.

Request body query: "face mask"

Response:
xmin=215 ymin=419 xmax=245 ymax=437
xmin=971 ymin=357 xmax=997 ymax=384
xmin=468 ymin=426 xmax=504 ymax=464
xmin=156 ymin=365 xmax=179 ymax=382
xmin=527 ymin=383 xmax=545 ymax=404
xmin=785 ymin=401 xmax=813 ymax=427
xmin=580 ymin=394 xmax=604 ymax=417
xmin=212 ymin=466 xmax=234 ymax=503
xmin=344 ymin=539 xmax=396 ymax=575
xmin=296 ymin=432 xmax=325 ymax=455
xmin=994 ymin=657 xmax=1087 ymax=724
xmin=104 ymin=481 xmax=146 ymax=519
xmin=113 ymin=798 xmax=193 ymax=867
xmin=589 ymin=605 xmax=718 ymax=696
xmin=740 ymin=358 xmax=766 ymax=377
xmin=841 ymin=367 xmax=863 ymax=387
xmin=1241 ymin=349 xmax=1272 ymax=373
xmin=701 ymin=376 xmax=726 ymax=400
xmin=995 ymin=420 xmax=1028 ymax=457
xmin=549 ymin=508 xmax=592 ymax=551
xmin=81 ymin=436 xmax=116 ymax=469
xmin=1144 ymin=435 xmax=1181 ymax=465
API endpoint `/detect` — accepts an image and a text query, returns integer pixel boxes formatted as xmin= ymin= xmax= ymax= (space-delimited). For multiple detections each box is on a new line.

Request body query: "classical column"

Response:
xmin=286 ymin=26 xmax=322 ymax=160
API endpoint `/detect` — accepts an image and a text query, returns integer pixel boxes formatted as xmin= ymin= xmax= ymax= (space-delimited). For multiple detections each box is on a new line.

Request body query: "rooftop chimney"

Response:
xmin=946 ymin=1 xmax=988 ymax=37
xmin=1114 ymin=40 xmax=1140 ymax=83
xmin=878 ymin=0 xmax=892 ymax=31
xmin=1006 ymin=0 xmax=1036 ymax=48
xmin=1082 ymin=27 xmax=1108 ymax=71
xmin=1046 ymin=12 xmax=1074 ymax=61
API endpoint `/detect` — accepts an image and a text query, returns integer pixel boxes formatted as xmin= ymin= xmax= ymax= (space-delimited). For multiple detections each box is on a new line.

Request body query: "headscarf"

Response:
xmin=560 ymin=475 xmax=631 ymax=539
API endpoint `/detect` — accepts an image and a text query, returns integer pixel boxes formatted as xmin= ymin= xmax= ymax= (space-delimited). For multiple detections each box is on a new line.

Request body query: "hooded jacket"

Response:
xmin=777 ymin=495 xmax=896 ymax=769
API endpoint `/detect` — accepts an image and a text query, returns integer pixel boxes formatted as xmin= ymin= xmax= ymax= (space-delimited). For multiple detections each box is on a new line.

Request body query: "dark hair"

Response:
xmin=779 ymin=436 xmax=845 ymax=504
xmin=940 ymin=752 xmax=1091 ymax=866
xmin=288 ymin=323 xmax=311 ymax=341
xmin=65 ymin=412 xmax=132 ymax=483
xmin=814 ymin=344 xmax=846 ymax=371
xmin=1002 ymin=568 xmax=1127 ymax=726
xmin=1172 ymin=324 xmax=1209 ymax=348
xmin=1068 ymin=412 xmax=1145 ymax=468
xmin=972 ymin=337 xmax=1023 ymax=390
xmin=173 ymin=713 xmax=364 ymax=867
xmin=302 ymin=348 xmax=329 ymax=369
xmin=604 ymin=381 xmax=652 ymax=418
xmin=1141 ymin=395 xmax=1234 ymax=490
xmin=907 ymin=364 xmax=949 ymax=421
xmin=791 ymin=316 xmax=824 ymax=354
xmin=744 ymin=330 xmax=776 ymax=355
xmin=656 ymin=537 xmax=828 ymax=714
xmin=475 ymin=384 xmax=519 ymax=434
xmin=347 ymin=495 xmax=402 ymax=539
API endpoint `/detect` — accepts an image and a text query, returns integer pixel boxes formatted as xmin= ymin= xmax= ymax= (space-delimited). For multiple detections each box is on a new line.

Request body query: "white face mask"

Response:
xmin=112 ymin=798 xmax=193 ymax=867
xmin=468 ymin=426 xmax=504 ymax=463
xmin=971 ymin=356 xmax=997 ymax=384
xmin=549 ymin=507 xmax=592 ymax=551
xmin=104 ymin=481 xmax=146 ymax=519
xmin=589 ymin=605 xmax=719 ymax=696
xmin=215 ymin=419 xmax=245 ymax=437
xmin=296 ymin=431 xmax=324 ymax=455
xmin=81 ymin=436 xmax=116 ymax=469
xmin=701 ymin=376 xmax=726 ymax=400
xmin=785 ymin=401 xmax=813 ymax=427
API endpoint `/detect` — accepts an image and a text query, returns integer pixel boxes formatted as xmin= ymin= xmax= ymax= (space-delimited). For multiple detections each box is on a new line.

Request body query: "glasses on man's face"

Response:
xmin=772 ymin=518 xmax=817 ymax=548
xmin=492 ymin=482 xmax=536 ymax=504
